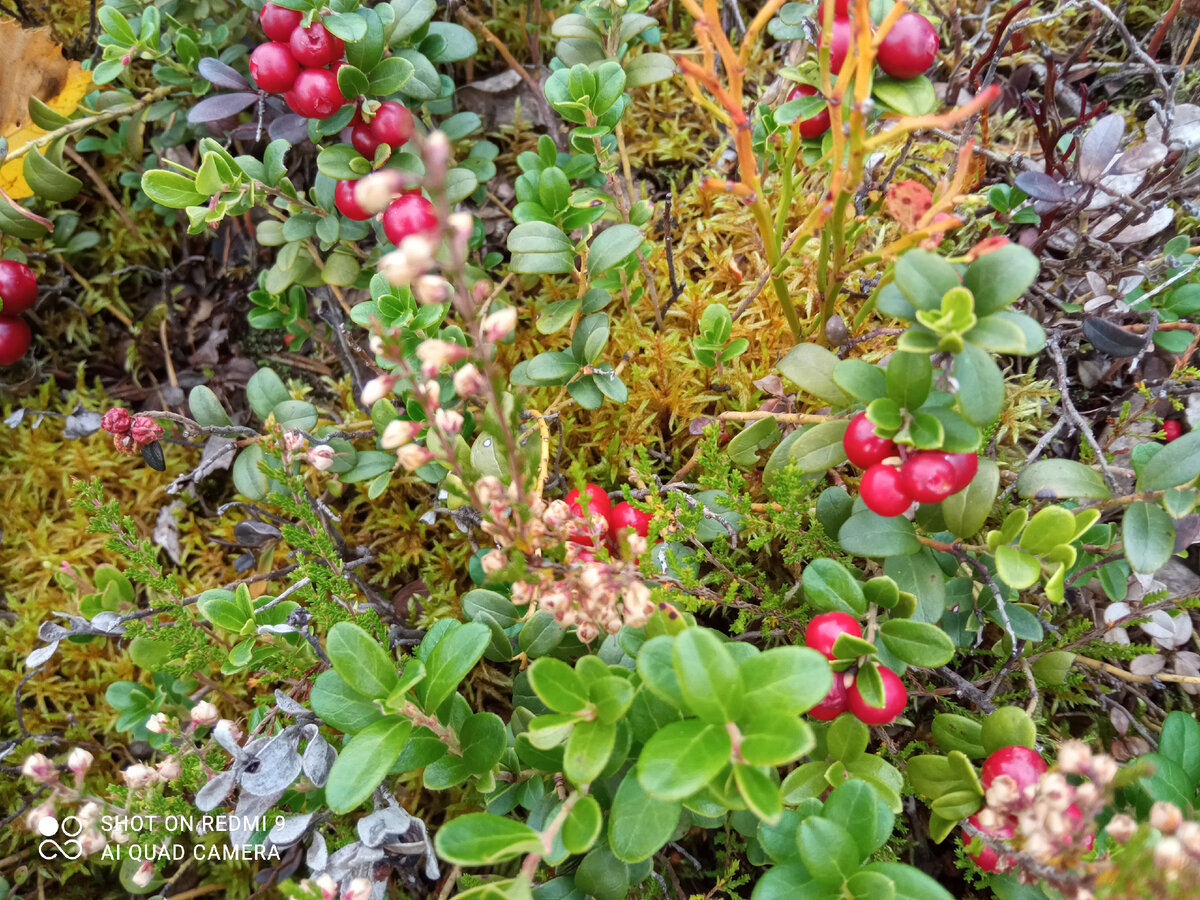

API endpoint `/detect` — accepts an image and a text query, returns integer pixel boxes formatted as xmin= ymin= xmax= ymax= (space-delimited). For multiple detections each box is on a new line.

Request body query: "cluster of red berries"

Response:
xmin=787 ymin=1 xmax=939 ymax=138
xmin=804 ymin=612 xmax=908 ymax=725
xmin=100 ymin=407 xmax=165 ymax=456
xmin=564 ymin=483 xmax=653 ymax=562
xmin=251 ymin=4 xmax=438 ymax=247
xmin=0 ymin=259 xmax=38 ymax=365
xmin=843 ymin=413 xmax=978 ymax=517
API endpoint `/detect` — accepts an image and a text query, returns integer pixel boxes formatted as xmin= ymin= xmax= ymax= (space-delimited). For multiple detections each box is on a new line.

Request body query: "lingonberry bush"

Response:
xmin=3 ymin=0 xmax=1200 ymax=899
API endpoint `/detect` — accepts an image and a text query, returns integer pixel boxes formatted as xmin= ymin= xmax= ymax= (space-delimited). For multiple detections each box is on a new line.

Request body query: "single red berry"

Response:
xmin=819 ymin=16 xmax=853 ymax=74
xmin=805 ymin=612 xmax=863 ymax=660
xmin=843 ymin=412 xmax=896 ymax=468
xmin=944 ymin=452 xmax=979 ymax=493
xmin=981 ymin=745 xmax=1047 ymax=791
xmin=259 ymin=2 xmax=302 ymax=43
xmin=574 ymin=548 xmax=599 ymax=564
xmin=964 ymin=814 xmax=1014 ymax=873
xmin=334 ymin=179 xmax=372 ymax=220
xmin=0 ymin=260 xmax=38 ymax=315
xmin=1164 ymin=420 xmax=1183 ymax=442
xmin=608 ymin=501 xmax=652 ymax=541
xmin=860 ymin=464 xmax=911 ymax=517
xmin=876 ymin=12 xmax=939 ymax=80
xmin=846 ymin=664 xmax=907 ymax=725
xmin=288 ymin=21 xmax=345 ymax=68
xmin=351 ymin=122 xmax=382 ymax=159
xmin=565 ymin=484 xmax=612 ymax=546
xmin=808 ymin=674 xmax=849 ymax=721
xmin=370 ymin=101 xmax=415 ymax=148
xmin=381 ymin=194 xmax=438 ymax=246
xmin=0 ymin=315 xmax=31 ymax=365
xmin=100 ymin=408 xmax=132 ymax=435
xmin=249 ymin=42 xmax=300 ymax=93
xmin=284 ymin=68 xmax=345 ymax=119
xmin=898 ymin=451 xmax=958 ymax=503
xmin=786 ymin=84 xmax=831 ymax=140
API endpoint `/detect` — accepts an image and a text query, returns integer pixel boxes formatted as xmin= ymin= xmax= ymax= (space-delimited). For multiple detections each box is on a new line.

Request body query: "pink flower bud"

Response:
xmin=355 ymin=170 xmax=408 ymax=215
xmin=396 ymin=444 xmax=434 ymax=471
xmin=144 ymin=712 xmax=170 ymax=734
xmin=481 ymin=550 xmax=506 ymax=575
xmin=307 ymin=445 xmax=337 ymax=471
xmin=22 ymin=753 xmax=55 ymax=783
xmin=314 ymin=874 xmax=338 ymax=900
xmin=67 ymin=748 xmax=93 ymax=780
xmin=130 ymin=416 xmax=165 ymax=444
xmin=190 ymin=701 xmax=219 ymax=726
xmin=434 ymin=408 xmax=463 ymax=435
xmin=157 ymin=756 xmax=181 ymax=780
xmin=283 ymin=430 xmax=306 ymax=452
xmin=476 ymin=476 xmax=505 ymax=506
xmin=416 ymin=339 xmax=469 ymax=378
xmin=79 ymin=829 xmax=107 ymax=856
xmin=101 ymin=407 xmax=132 ymax=434
xmin=381 ymin=419 xmax=422 ymax=449
xmin=78 ymin=802 xmax=101 ymax=828
xmin=113 ymin=432 xmax=139 ymax=456
xmin=1056 ymin=740 xmax=1092 ymax=775
xmin=576 ymin=621 xmax=599 ymax=644
xmin=399 ymin=234 xmax=435 ymax=272
xmin=132 ymin=861 xmax=155 ymax=888
xmin=1155 ymin=836 xmax=1187 ymax=870
xmin=361 ymin=375 xmax=396 ymax=406
xmin=379 ymin=248 xmax=418 ymax=286
xmin=1151 ymin=801 xmax=1184 ymax=834
xmin=123 ymin=764 xmax=158 ymax=788
xmin=25 ymin=802 xmax=55 ymax=833
xmin=1105 ymin=813 xmax=1137 ymax=844
xmin=423 ymin=131 xmax=451 ymax=186
xmin=413 ymin=275 xmax=452 ymax=305
xmin=482 ymin=306 xmax=517 ymax=342
xmin=453 ymin=363 xmax=485 ymax=397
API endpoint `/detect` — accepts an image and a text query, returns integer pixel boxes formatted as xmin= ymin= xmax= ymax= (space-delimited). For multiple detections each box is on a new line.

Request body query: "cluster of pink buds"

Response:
xmin=1107 ymin=801 xmax=1200 ymax=878
xmin=20 ymin=749 xmax=115 ymax=858
xmin=101 ymin=408 xmax=165 ymax=456
xmin=305 ymin=874 xmax=373 ymax=900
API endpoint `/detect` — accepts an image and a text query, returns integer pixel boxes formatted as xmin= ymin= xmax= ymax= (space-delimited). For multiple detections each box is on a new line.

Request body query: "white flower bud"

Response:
xmin=355 ymin=170 xmax=408 ymax=214
xmin=157 ymin=756 xmax=182 ymax=781
xmin=482 ymin=306 xmax=517 ymax=342
xmin=190 ymin=701 xmax=219 ymax=726
xmin=1176 ymin=821 xmax=1200 ymax=856
xmin=132 ymin=861 xmax=155 ymax=888
xmin=481 ymin=550 xmax=507 ymax=575
xmin=381 ymin=419 xmax=423 ymax=449
xmin=144 ymin=712 xmax=170 ymax=734
xmin=399 ymin=234 xmax=435 ymax=272
xmin=1155 ymin=836 xmax=1187 ymax=870
xmin=379 ymin=248 xmax=417 ymax=287
xmin=67 ymin=747 xmax=93 ymax=780
xmin=1089 ymin=754 xmax=1119 ymax=784
xmin=22 ymin=753 xmax=55 ymax=783
xmin=434 ymin=408 xmax=464 ymax=435
xmin=217 ymin=719 xmax=242 ymax=741
xmin=307 ymin=444 xmax=337 ymax=471
xmin=1105 ymin=813 xmax=1137 ymax=844
xmin=396 ymin=444 xmax=434 ymax=471
xmin=543 ymin=500 xmax=572 ymax=528
xmin=413 ymin=275 xmax=452 ymax=305
xmin=77 ymin=802 xmax=101 ymax=829
xmin=25 ymin=802 xmax=55 ymax=833
xmin=453 ymin=363 xmax=486 ymax=397
xmin=576 ymin=621 xmax=599 ymax=643
xmin=447 ymin=212 xmax=474 ymax=241
xmin=369 ymin=333 xmax=386 ymax=356
xmin=314 ymin=874 xmax=338 ymax=900
xmin=1056 ymin=740 xmax=1092 ymax=775
xmin=360 ymin=375 xmax=395 ymax=406
xmin=342 ymin=878 xmax=373 ymax=900
xmin=123 ymin=764 xmax=158 ymax=789
xmin=1151 ymin=801 xmax=1184 ymax=835
xmin=79 ymin=829 xmax=107 ymax=856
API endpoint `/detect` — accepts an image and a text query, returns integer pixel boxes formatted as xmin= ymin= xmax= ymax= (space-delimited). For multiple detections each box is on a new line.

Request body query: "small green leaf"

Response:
xmin=1138 ymin=430 xmax=1200 ymax=491
xmin=141 ymin=170 xmax=207 ymax=208
xmin=327 ymin=622 xmax=397 ymax=699
xmin=734 ymin=763 xmax=783 ymax=824
xmin=673 ymin=628 xmax=741 ymax=723
xmin=823 ymin=780 xmax=894 ymax=858
xmin=941 ymin=459 xmax=997 ymax=538
xmin=802 ymin=559 xmax=867 ymax=615
xmin=893 ymin=251 xmax=960 ymax=311
xmin=1122 ymin=501 xmax=1176 ymax=574
xmin=995 ymin=545 xmax=1041 ymax=590
xmin=878 ymin=619 xmax=955 ymax=668
xmin=608 ymin=768 xmax=682 ymax=862
xmin=838 ymin=511 xmax=921 ymax=557
xmin=527 ymin=658 xmax=589 ymax=713
xmin=797 ymin=817 xmax=862 ymax=885
xmin=778 ymin=343 xmax=850 ymax=404
xmin=886 ymin=351 xmax=932 ymax=410
xmin=637 ymin=719 xmax=731 ymax=800
xmin=325 ymin=716 xmax=413 ymax=812
xmin=953 ymin=343 xmax=1005 ymax=426
xmin=587 ymin=224 xmax=642 ymax=273
xmin=561 ymin=795 xmax=602 ymax=855
xmin=1016 ymin=458 xmax=1112 ymax=500
xmin=434 ymin=814 xmax=543 ymax=866
xmin=963 ymin=243 xmax=1040 ymax=316
xmin=414 ymin=623 xmax=490 ymax=714
xmin=786 ymin=419 xmax=850 ymax=473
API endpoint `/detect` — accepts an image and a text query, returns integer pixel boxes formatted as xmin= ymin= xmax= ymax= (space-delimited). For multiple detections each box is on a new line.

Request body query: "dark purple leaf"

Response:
xmin=188 ymin=93 xmax=260 ymax=124
xmin=268 ymin=113 xmax=310 ymax=144
xmin=1079 ymin=114 xmax=1125 ymax=182
xmin=1082 ymin=317 xmax=1144 ymax=358
xmin=198 ymin=57 xmax=252 ymax=90
xmin=142 ymin=441 xmax=166 ymax=471
xmin=1113 ymin=141 xmax=1167 ymax=174
xmin=1015 ymin=171 xmax=1067 ymax=204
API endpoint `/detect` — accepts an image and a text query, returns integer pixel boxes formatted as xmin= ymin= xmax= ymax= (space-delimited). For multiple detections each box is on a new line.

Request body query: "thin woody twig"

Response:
xmin=1046 ymin=337 xmax=1120 ymax=496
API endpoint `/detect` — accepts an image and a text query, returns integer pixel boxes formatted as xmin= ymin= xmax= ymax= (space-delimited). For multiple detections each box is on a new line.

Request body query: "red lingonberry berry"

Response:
xmin=846 ymin=664 xmax=907 ymax=725
xmin=334 ymin=179 xmax=372 ymax=220
xmin=808 ymin=674 xmax=850 ymax=721
xmin=249 ymin=42 xmax=300 ymax=93
xmin=370 ymin=101 xmax=415 ymax=148
xmin=843 ymin=412 xmax=896 ymax=468
xmin=0 ymin=315 xmax=31 ymax=365
xmin=130 ymin=416 xmax=165 ymax=445
xmin=876 ymin=12 xmax=939 ymax=80
xmin=288 ymin=21 xmax=345 ymax=68
xmin=381 ymin=194 xmax=438 ymax=246
xmin=898 ymin=451 xmax=958 ymax=503
xmin=284 ymin=68 xmax=345 ymax=119
xmin=0 ymin=260 xmax=38 ymax=314
xmin=805 ymin=611 xmax=863 ymax=660
xmin=608 ymin=501 xmax=652 ymax=542
xmin=259 ymin=2 xmax=302 ymax=43
xmin=101 ymin=408 xmax=132 ymax=435
xmin=565 ymin=484 xmax=612 ymax=546
xmin=1164 ymin=420 xmax=1183 ymax=442
xmin=980 ymin=745 xmax=1047 ymax=791
xmin=964 ymin=814 xmax=1014 ymax=873
xmin=786 ymin=85 xmax=831 ymax=140
xmin=351 ymin=122 xmax=381 ymax=159
xmin=860 ymin=464 xmax=911 ymax=517
xmin=820 ymin=16 xmax=853 ymax=74
xmin=944 ymin=452 xmax=979 ymax=493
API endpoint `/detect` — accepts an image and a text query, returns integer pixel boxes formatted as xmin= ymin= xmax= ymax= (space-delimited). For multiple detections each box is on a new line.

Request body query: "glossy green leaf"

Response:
xmin=637 ymin=719 xmax=731 ymax=800
xmin=1016 ymin=459 xmax=1111 ymax=499
xmin=434 ymin=814 xmax=543 ymax=865
xmin=325 ymin=716 xmax=412 ymax=812
xmin=327 ymin=622 xmax=397 ymax=699
xmin=673 ymin=628 xmax=741 ymax=723
xmin=1122 ymin=501 xmax=1176 ymax=574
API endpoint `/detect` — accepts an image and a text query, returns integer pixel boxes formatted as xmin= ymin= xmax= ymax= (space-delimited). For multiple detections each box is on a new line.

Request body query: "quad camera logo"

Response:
xmin=37 ymin=815 xmax=84 ymax=860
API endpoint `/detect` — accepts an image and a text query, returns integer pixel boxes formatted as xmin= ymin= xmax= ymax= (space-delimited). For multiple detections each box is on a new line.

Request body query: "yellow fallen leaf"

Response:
xmin=0 ymin=20 xmax=93 ymax=199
